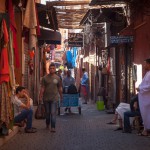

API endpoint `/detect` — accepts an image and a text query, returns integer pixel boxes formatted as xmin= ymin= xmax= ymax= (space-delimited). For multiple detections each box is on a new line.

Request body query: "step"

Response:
xmin=0 ymin=126 xmax=19 ymax=147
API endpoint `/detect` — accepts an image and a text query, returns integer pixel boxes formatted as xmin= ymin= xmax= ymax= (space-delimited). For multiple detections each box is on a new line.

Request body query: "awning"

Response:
xmin=90 ymin=0 xmax=125 ymax=5
xmin=36 ymin=3 xmax=58 ymax=31
xmin=38 ymin=28 xmax=61 ymax=45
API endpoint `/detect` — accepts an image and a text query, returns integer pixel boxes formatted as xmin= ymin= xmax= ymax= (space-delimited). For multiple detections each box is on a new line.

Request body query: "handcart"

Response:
xmin=58 ymin=94 xmax=81 ymax=115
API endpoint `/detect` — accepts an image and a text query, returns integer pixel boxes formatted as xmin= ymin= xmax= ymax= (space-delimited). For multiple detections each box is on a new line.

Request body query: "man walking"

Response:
xmin=39 ymin=63 xmax=63 ymax=132
xmin=136 ymin=58 xmax=150 ymax=136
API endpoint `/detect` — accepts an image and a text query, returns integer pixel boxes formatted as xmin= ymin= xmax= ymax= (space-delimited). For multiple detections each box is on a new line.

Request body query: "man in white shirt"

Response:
xmin=12 ymin=86 xmax=36 ymax=133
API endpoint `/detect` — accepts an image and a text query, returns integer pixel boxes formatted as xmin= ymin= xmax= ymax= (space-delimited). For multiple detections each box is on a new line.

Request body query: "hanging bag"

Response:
xmin=35 ymin=103 xmax=46 ymax=119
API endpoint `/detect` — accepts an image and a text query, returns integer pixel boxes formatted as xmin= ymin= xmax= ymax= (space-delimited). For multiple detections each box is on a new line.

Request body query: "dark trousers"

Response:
xmin=124 ymin=111 xmax=141 ymax=131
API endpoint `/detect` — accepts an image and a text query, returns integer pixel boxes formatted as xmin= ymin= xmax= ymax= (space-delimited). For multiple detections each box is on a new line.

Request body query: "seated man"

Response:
xmin=11 ymin=86 xmax=36 ymax=133
xmin=123 ymin=94 xmax=141 ymax=133
xmin=107 ymin=94 xmax=139 ymax=131
xmin=20 ymin=88 xmax=34 ymax=111
xmin=107 ymin=103 xmax=130 ymax=131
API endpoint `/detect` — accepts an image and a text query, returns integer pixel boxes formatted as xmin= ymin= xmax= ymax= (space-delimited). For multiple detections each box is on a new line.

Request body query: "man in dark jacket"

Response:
xmin=123 ymin=94 xmax=141 ymax=133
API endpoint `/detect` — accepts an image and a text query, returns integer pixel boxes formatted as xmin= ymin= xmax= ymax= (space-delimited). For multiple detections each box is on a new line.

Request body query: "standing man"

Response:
xmin=136 ymin=58 xmax=150 ymax=136
xmin=39 ymin=63 xmax=63 ymax=132
xmin=81 ymin=68 xmax=89 ymax=104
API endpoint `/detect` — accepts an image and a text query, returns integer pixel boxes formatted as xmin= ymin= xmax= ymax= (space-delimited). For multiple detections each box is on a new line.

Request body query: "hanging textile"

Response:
xmin=0 ymin=19 xmax=9 ymax=84
xmin=66 ymin=51 xmax=73 ymax=69
xmin=23 ymin=0 xmax=38 ymax=50
xmin=8 ymin=30 xmax=16 ymax=93
xmin=8 ymin=0 xmax=20 ymax=68
xmin=0 ymin=82 xmax=13 ymax=126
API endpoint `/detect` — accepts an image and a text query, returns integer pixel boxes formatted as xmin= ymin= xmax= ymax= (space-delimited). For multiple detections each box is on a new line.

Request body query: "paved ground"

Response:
xmin=1 ymin=103 xmax=150 ymax=150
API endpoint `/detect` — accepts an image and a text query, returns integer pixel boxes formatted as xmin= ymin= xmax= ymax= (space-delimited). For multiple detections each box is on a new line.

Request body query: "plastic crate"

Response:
xmin=60 ymin=94 xmax=79 ymax=107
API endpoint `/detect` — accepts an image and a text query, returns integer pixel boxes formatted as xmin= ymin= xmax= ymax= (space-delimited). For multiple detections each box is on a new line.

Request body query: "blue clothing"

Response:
xmin=14 ymin=109 xmax=33 ymax=129
xmin=44 ymin=101 xmax=57 ymax=128
xmin=81 ymin=72 xmax=88 ymax=86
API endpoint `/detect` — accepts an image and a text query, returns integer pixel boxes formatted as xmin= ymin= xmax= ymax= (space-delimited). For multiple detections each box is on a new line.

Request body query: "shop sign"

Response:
xmin=110 ymin=36 xmax=133 ymax=44
xmin=68 ymin=33 xmax=83 ymax=47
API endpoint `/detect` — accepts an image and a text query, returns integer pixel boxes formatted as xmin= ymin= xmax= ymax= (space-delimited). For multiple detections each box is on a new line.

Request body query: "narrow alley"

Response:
xmin=1 ymin=103 xmax=150 ymax=150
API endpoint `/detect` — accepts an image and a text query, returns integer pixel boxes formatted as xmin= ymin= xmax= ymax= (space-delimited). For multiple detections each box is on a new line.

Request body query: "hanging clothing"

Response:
xmin=0 ymin=19 xmax=9 ymax=84
xmin=0 ymin=82 xmax=13 ymax=126
xmin=66 ymin=51 xmax=73 ymax=69
xmin=8 ymin=30 xmax=16 ymax=93
xmin=138 ymin=71 xmax=150 ymax=129
xmin=23 ymin=0 xmax=38 ymax=50
xmin=8 ymin=0 xmax=20 ymax=68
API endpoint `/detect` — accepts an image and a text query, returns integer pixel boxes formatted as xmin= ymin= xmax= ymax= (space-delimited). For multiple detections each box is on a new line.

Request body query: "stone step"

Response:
xmin=0 ymin=126 xmax=19 ymax=147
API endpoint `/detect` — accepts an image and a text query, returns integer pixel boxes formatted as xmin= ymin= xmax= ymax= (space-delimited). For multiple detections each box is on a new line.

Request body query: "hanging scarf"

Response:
xmin=0 ymin=19 xmax=9 ymax=84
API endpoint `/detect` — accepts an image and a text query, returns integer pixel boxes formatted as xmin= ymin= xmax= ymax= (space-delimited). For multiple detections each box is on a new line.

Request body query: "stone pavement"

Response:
xmin=1 ymin=103 xmax=150 ymax=150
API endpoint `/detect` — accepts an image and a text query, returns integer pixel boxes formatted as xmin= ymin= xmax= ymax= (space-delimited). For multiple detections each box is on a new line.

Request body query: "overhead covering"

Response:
xmin=46 ymin=0 xmax=89 ymax=29
xmin=80 ymin=7 xmax=126 ymax=26
xmin=38 ymin=28 xmax=61 ymax=45
xmin=36 ymin=3 xmax=58 ymax=31
xmin=90 ymin=0 xmax=126 ymax=5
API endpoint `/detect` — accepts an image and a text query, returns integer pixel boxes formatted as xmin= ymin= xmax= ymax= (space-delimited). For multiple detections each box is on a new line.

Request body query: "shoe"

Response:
xmin=82 ymin=102 xmax=87 ymax=104
xmin=51 ymin=128 xmax=56 ymax=133
xmin=122 ymin=130 xmax=132 ymax=133
xmin=107 ymin=122 xmax=116 ymax=125
xmin=25 ymin=128 xmax=37 ymax=133
xmin=138 ymin=133 xmax=148 ymax=136
xmin=46 ymin=125 xmax=49 ymax=130
xmin=114 ymin=127 xmax=123 ymax=131
xmin=68 ymin=108 xmax=71 ymax=113
xmin=65 ymin=108 xmax=68 ymax=112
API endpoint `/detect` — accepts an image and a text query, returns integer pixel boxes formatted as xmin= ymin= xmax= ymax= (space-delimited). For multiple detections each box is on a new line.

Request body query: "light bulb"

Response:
xmin=46 ymin=13 xmax=49 ymax=19
xmin=48 ymin=20 xmax=50 ymax=24
xmin=18 ymin=0 xmax=22 ymax=7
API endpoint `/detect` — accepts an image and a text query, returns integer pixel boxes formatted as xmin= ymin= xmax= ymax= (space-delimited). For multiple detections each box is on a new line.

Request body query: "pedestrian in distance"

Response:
xmin=80 ymin=68 xmax=89 ymax=104
xmin=63 ymin=70 xmax=75 ymax=113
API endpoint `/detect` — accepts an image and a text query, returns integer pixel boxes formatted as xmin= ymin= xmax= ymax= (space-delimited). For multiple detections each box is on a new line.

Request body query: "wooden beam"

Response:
xmin=58 ymin=25 xmax=83 ymax=29
xmin=46 ymin=1 xmax=89 ymax=6
xmin=55 ymin=8 xmax=88 ymax=13
xmin=57 ymin=16 xmax=82 ymax=19
xmin=58 ymin=21 xmax=80 ymax=23
xmin=57 ymin=14 xmax=84 ymax=18
xmin=59 ymin=22 xmax=79 ymax=26
xmin=58 ymin=18 xmax=82 ymax=21
xmin=57 ymin=12 xmax=86 ymax=15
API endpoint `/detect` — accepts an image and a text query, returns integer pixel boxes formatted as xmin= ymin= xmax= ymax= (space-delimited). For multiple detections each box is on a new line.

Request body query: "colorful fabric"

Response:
xmin=0 ymin=19 xmax=9 ymax=84
xmin=8 ymin=0 xmax=20 ymax=68
xmin=0 ymin=82 xmax=13 ymax=126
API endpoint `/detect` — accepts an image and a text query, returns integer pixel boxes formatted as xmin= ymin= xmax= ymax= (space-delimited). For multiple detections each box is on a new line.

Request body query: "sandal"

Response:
xmin=114 ymin=127 xmax=123 ymax=131
xmin=107 ymin=122 xmax=116 ymax=125
xmin=138 ymin=133 xmax=148 ymax=136
xmin=51 ymin=128 xmax=56 ymax=133
xmin=25 ymin=128 xmax=37 ymax=133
